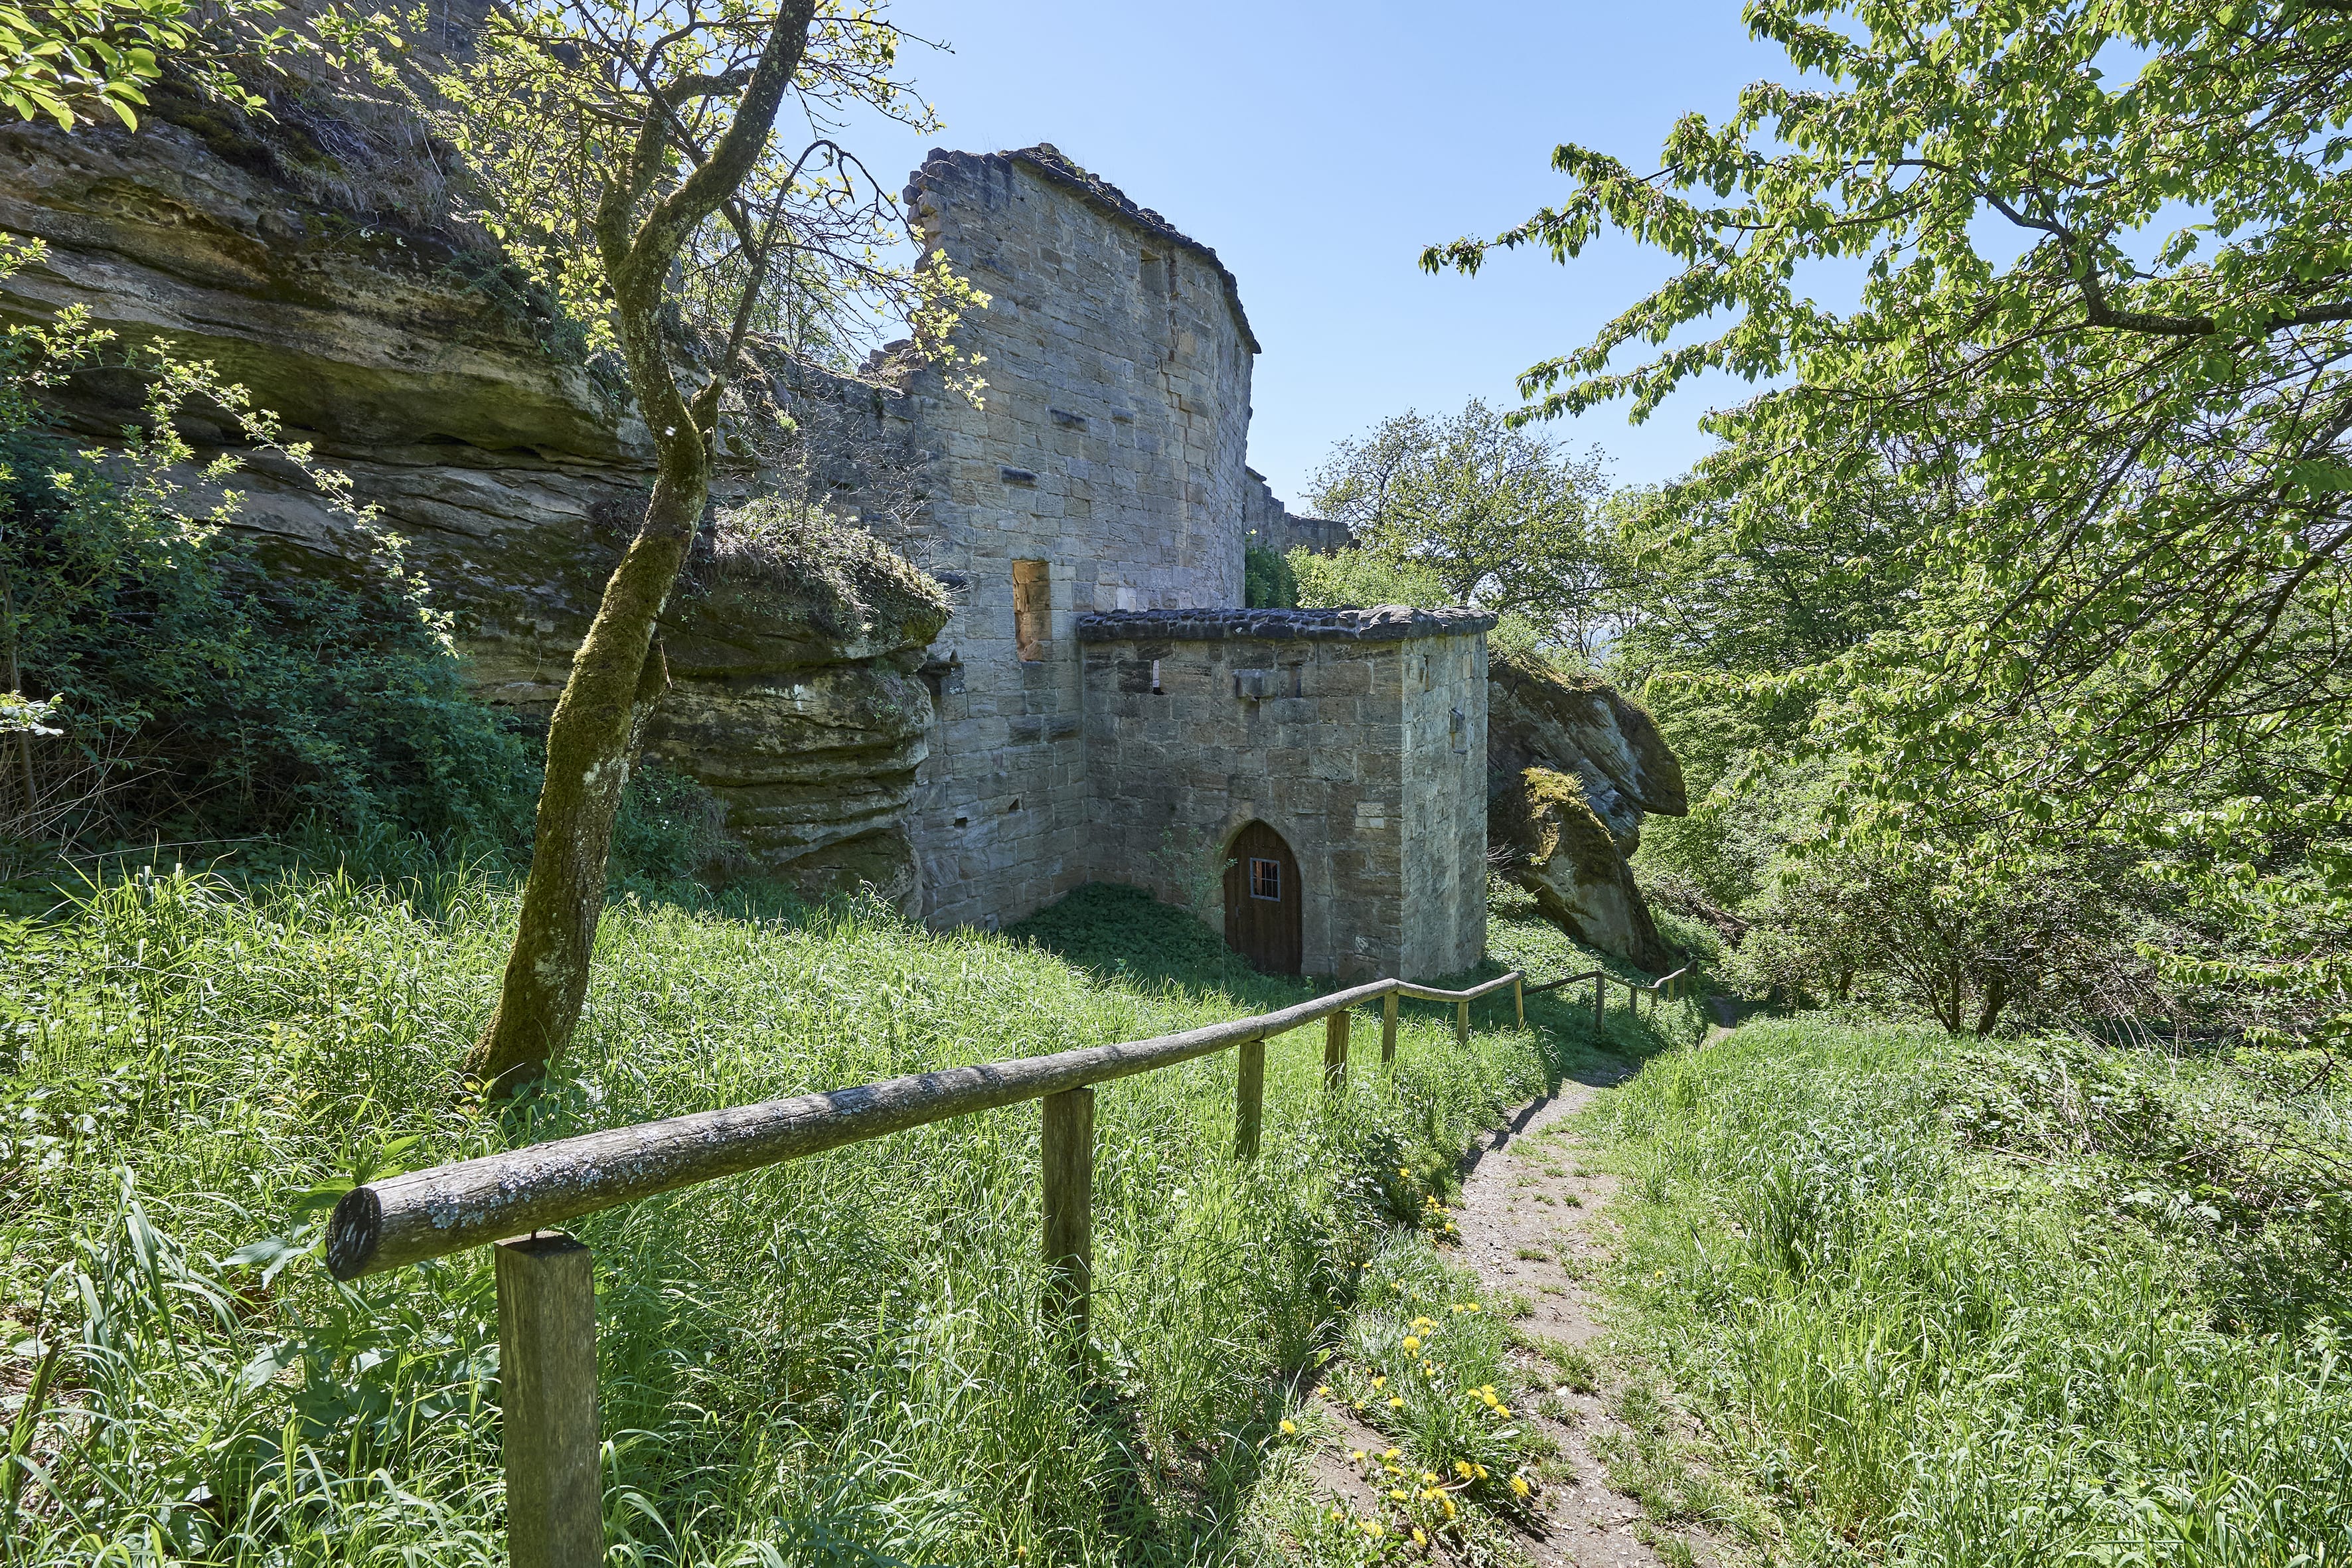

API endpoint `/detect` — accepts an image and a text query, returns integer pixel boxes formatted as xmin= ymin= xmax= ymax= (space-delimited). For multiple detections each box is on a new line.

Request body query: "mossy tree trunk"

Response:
xmin=464 ymin=2 xmax=817 ymax=1094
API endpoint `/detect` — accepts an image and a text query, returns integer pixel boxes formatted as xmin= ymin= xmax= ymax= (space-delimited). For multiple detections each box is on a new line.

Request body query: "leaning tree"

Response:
xmin=374 ymin=0 xmax=980 ymax=1089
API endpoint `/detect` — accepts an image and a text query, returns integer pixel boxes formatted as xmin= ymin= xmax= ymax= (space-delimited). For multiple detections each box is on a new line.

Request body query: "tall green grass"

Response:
xmin=2 ymin=867 xmax=1612 ymax=1565
xmin=1586 ymin=1018 xmax=2352 ymax=1565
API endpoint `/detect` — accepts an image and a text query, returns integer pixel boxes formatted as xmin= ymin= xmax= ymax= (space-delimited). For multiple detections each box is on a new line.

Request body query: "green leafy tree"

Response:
xmin=0 ymin=0 xmax=299 ymax=128
xmin=1429 ymin=0 xmax=2352 ymax=1044
xmin=1309 ymin=398 xmax=1614 ymax=655
xmin=366 ymin=0 xmax=981 ymax=1091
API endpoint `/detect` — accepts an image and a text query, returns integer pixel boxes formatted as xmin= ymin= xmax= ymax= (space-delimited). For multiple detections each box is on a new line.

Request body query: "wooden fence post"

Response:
xmin=495 ymin=1233 xmax=601 ymax=1568
xmin=1381 ymin=991 xmax=1398 ymax=1066
xmin=1454 ymin=1000 xmax=1469 ymax=1046
xmin=1235 ymin=1036 xmax=1265 ymax=1159
xmin=1593 ymin=973 xmax=1606 ymax=1034
xmin=1042 ymin=1087 xmax=1095 ymax=1334
xmin=1514 ymin=975 xmax=1526 ymax=1030
xmin=1324 ymin=1011 xmax=1350 ymax=1092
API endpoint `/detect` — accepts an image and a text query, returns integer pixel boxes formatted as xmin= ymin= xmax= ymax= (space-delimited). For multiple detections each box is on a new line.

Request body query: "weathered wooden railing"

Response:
xmin=321 ymin=960 xmax=1692 ymax=1567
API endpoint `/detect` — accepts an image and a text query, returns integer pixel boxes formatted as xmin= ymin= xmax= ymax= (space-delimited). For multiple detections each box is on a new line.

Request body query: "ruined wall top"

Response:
xmin=1076 ymin=606 xmax=1498 ymax=643
xmin=905 ymin=143 xmax=1259 ymax=353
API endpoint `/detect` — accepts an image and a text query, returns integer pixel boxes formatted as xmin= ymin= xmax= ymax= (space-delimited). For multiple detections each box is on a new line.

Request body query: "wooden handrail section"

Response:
xmin=330 ymin=975 xmax=1403 ymax=1279
xmin=320 ymin=951 xmax=1697 ymax=1567
xmin=326 ymin=960 xmax=1709 ymax=1282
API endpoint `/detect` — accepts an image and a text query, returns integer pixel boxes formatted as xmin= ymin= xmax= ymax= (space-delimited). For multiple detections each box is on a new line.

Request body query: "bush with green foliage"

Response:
xmin=1242 ymin=544 xmax=1297 ymax=609
xmin=0 ymin=246 xmax=532 ymax=867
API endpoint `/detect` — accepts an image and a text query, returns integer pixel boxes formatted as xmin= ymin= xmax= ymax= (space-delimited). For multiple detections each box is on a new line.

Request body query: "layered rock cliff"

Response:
xmin=1487 ymin=650 xmax=1687 ymax=973
xmin=0 ymin=113 xmax=948 ymax=903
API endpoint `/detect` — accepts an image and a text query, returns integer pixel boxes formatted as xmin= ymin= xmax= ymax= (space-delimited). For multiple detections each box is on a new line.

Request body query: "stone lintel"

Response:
xmin=1075 ymin=606 xmax=1498 ymax=645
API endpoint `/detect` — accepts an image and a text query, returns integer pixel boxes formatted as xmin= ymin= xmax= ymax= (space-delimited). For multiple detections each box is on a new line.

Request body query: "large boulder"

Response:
xmin=1488 ymin=651 xmax=1686 ymax=972
xmin=0 ymin=112 xmax=949 ymax=905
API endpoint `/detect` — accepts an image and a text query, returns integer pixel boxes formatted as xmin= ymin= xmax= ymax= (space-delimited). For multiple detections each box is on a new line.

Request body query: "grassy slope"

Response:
xmin=1581 ymin=1016 xmax=2352 ymax=1565
xmin=1 ymin=872 xmax=1673 ymax=1566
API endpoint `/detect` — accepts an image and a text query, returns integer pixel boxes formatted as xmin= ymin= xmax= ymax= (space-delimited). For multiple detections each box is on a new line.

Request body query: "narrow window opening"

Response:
xmin=1150 ymin=658 xmax=1164 ymax=694
xmin=1013 ymin=559 xmax=1050 ymax=662
xmin=1008 ymin=797 xmax=1022 ymax=813
xmin=1289 ymin=664 xmax=1302 ymax=698
xmin=1249 ymin=857 xmax=1282 ymax=902
xmin=953 ymin=815 xmax=968 ymax=828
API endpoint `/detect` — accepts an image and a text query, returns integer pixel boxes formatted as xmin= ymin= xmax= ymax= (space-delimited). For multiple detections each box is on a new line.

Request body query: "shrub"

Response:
xmin=0 ymin=244 xmax=532 ymax=867
xmin=1243 ymin=544 xmax=1298 ymax=608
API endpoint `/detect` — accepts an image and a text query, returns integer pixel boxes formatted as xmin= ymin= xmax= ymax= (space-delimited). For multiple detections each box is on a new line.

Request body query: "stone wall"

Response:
xmin=893 ymin=146 xmax=1259 ymax=929
xmin=1400 ymin=629 xmax=1492 ymax=978
xmin=1242 ymin=467 xmax=1354 ymax=557
xmin=1078 ymin=607 xmax=1493 ymax=981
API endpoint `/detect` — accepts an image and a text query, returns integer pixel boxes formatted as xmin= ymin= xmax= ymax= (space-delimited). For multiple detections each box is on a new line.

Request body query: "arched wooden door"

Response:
xmin=1223 ymin=821 xmax=1302 ymax=976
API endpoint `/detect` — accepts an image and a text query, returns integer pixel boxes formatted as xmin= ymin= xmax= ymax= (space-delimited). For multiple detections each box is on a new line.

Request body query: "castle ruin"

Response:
xmin=864 ymin=147 xmax=1490 ymax=977
xmin=0 ymin=127 xmax=1494 ymax=979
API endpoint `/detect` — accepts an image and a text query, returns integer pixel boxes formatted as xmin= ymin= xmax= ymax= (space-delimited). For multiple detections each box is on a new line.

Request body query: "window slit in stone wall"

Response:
xmin=1013 ymin=559 xmax=1050 ymax=662
xmin=1150 ymin=659 xmax=1163 ymax=694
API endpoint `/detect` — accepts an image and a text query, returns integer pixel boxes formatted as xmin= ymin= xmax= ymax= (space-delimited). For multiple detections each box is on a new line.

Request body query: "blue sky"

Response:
xmin=844 ymin=1 xmax=1797 ymax=507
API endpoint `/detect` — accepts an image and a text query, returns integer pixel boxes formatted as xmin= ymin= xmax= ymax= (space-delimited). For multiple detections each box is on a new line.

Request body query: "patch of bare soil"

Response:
xmin=1447 ymin=1073 xmax=1670 ymax=1567
xmin=1297 ymin=1063 xmax=1703 ymax=1566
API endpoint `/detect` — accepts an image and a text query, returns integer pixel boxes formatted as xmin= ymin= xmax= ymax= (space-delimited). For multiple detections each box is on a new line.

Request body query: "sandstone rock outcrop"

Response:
xmin=0 ymin=113 xmax=948 ymax=903
xmin=1488 ymin=651 xmax=1687 ymax=973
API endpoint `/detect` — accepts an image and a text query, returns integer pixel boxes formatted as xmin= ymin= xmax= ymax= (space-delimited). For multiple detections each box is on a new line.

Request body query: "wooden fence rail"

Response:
xmin=321 ymin=959 xmax=1694 ymax=1567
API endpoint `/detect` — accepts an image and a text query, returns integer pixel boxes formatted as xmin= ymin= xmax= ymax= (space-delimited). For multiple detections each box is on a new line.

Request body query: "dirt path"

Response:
xmin=1447 ymin=1068 xmax=1664 ymax=1567
xmin=1300 ymin=1060 xmax=1668 ymax=1566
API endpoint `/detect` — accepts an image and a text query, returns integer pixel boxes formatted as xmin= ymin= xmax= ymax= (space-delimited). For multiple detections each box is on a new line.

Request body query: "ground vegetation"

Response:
xmin=0 ymin=866 xmax=1640 ymax=1565
xmin=1583 ymin=1016 xmax=2352 ymax=1563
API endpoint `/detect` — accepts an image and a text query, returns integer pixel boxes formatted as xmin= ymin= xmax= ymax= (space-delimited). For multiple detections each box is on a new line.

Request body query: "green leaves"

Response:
xmin=1450 ymin=0 xmax=2352 ymax=1044
xmin=0 ymin=0 xmax=289 ymax=129
xmin=1306 ymin=399 xmax=1618 ymax=657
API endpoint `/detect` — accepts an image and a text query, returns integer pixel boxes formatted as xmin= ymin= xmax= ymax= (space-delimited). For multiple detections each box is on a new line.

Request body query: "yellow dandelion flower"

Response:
xmin=1413 ymin=1528 xmax=1429 ymax=1545
xmin=1510 ymin=1475 xmax=1531 ymax=1498
xmin=1388 ymin=1488 xmax=1407 ymax=1502
xmin=1279 ymin=1419 xmax=1296 ymax=1435
xmin=1388 ymin=1396 xmax=1404 ymax=1409
xmin=1473 ymin=1464 xmax=1488 ymax=1480
xmin=1496 ymin=1405 xmax=1511 ymax=1417
xmin=1350 ymin=1449 xmax=1366 ymax=1462
xmin=1372 ymin=1375 xmax=1387 ymax=1389
xmin=1361 ymin=1520 xmax=1383 ymax=1538
xmin=1421 ymin=1472 xmax=1439 ymax=1484
xmin=1353 ymin=1400 xmax=1366 ymax=1412
xmin=1441 ymin=1495 xmax=1457 ymax=1520
xmin=1401 ymin=1336 xmax=1421 ymax=1352
xmin=1384 ymin=1448 xmax=1401 ymax=1460
xmin=1328 ymin=1507 xmax=1344 ymax=1520
xmin=1454 ymin=1461 xmax=1474 ymax=1479
xmin=1315 ymin=1384 xmax=1330 ymax=1397
xmin=1399 ymin=1166 xmax=1412 ymax=1180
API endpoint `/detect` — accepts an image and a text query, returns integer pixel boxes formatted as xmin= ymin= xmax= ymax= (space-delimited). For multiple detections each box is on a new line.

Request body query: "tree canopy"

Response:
xmin=1433 ymin=0 xmax=2352 ymax=1044
xmin=1308 ymin=398 xmax=1614 ymax=656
